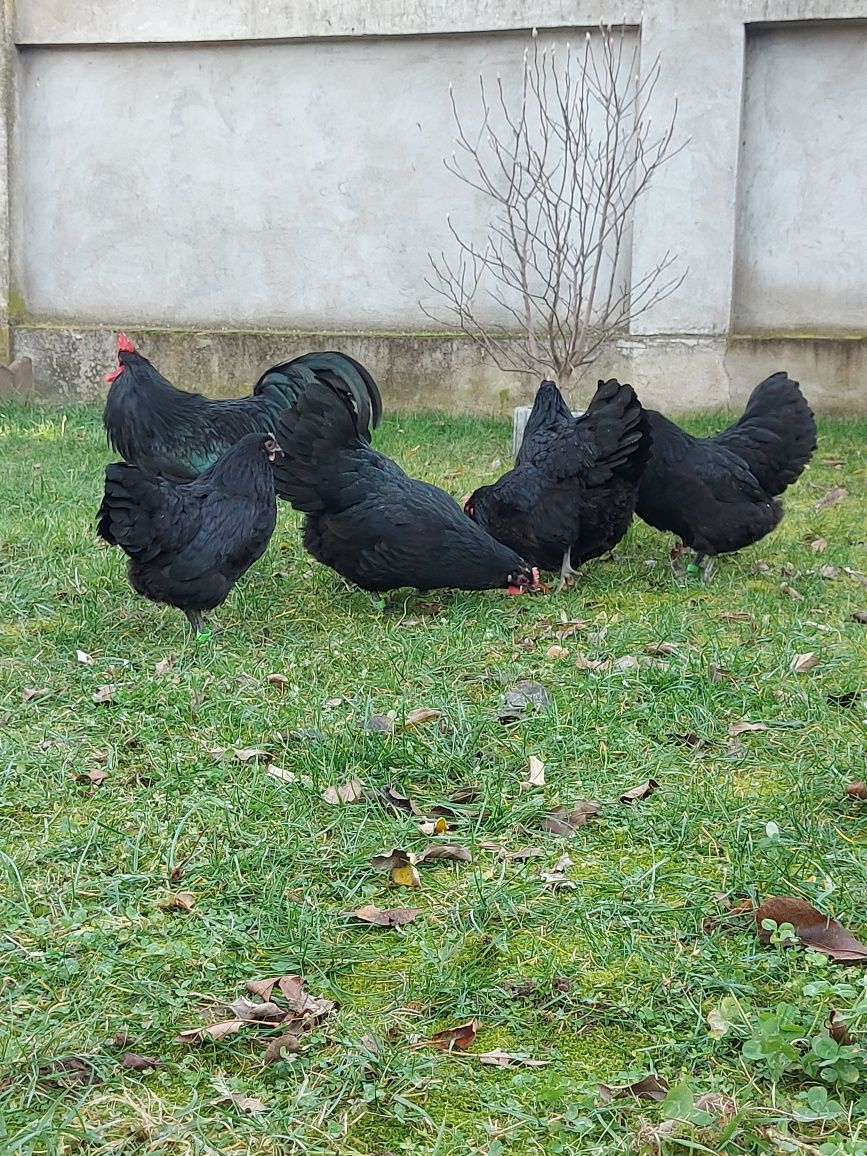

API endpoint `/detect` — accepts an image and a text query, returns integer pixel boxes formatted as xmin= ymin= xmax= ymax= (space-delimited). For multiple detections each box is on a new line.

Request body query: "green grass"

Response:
xmin=0 ymin=402 xmax=865 ymax=1155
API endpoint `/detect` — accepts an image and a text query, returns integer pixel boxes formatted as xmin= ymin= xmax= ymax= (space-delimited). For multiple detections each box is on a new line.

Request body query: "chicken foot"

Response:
xmin=693 ymin=553 xmax=717 ymax=583
xmin=556 ymin=548 xmax=580 ymax=593
xmin=184 ymin=608 xmax=211 ymax=638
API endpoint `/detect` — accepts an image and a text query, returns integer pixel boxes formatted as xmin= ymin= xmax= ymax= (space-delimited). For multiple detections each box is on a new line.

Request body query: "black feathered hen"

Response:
xmin=464 ymin=378 xmax=650 ymax=590
xmin=271 ymin=381 xmax=539 ymax=595
xmin=97 ymin=432 xmax=279 ymax=634
xmin=103 ymin=332 xmax=382 ymax=481
xmin=636 ymin=372 xmax=817 ymax=579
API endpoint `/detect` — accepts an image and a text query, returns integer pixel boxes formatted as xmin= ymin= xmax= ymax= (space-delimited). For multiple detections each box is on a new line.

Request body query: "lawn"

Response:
xmin=0 ymin=401 xmax=865 ymax=1156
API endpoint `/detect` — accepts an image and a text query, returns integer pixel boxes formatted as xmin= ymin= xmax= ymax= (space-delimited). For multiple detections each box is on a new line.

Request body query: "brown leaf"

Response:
xmin=811 ymin=537 xmax=828 ymax=553
xmin=154 ymin=655 xmax=176 ymax=675
xmin=814 ymin=486 xmax=847 ymax=511
xmin=644 ymin=642 xmax=679 ymax=656
xmin=225 ymin=997 xmax=286 ymax=1023
xmin=424 ymin=1019 xmax=478 ymax=1051
xmin=367 ymin=784 xmax=423 ymax=816
xmin=79 ymin=767 xmax=109 ymax=787
xmin=22 ymin=686 xmax=53 ymax=703
xmin=477 ymin=1049 xmax=549 ymax=1067
xmin=613 ymin=655 xmax=639 ymax=671
xmin=404 ymin=707 xmax=442 ymax=727
xmin=481 ymin=842 xmax=545 ymax=861
xmin=93 ymin=684 xmax=117 ymax=704
xmin=345 ymin=904 xmax=421 ymax=928
xmin=363 ymin=714 xmax=394 ymax=733
xmin=619 ymin=779 xmax=658 ymax=804
xmin=521 ymin=755 xmax=546 ymax=789
xmin=780 ymin=582 xmax=803 ymax=600
xmin=575 ymin=652 xmax=610 ymax=671
xmin=418 ymin=843 xmax=472 ymax=865
xmin=853 ymin=611 xmax=867 ymax=624
xmin=262 ymin=1032 xmax=302 ymax=1064
xmin=76 ymin=649 xmax=94 ymax=665
xmin=419 ymin=816 xmax=450 ymax=836
xmin=845 ymin=782 xmax=867 ymax=799
xmin=160 ymin=891 xmax=196 ymax=912
xmin=266 ymin=673 xmax=289 ymax=689
xmin=828 ymin=1010 xmax=851 ymax=1045
xmin=694 ymin=1091 xmax=738 ymax=1121
xmin=504 ymin=680 xmax=552 ymax=709
xmin=598 ymin=1074 xmax=668 ymax=1102
xmin=546 ymin=645 xmax=569 ymax=659
xmin=542 ymin=801 xmax=602 ymax=837
xmin=843 ymin=567 xmax=867 ymax=588
xmin=121 ymin=1053 xmax=162 ymax=1071
xmin=266 ymin=764 xmax=296 ymax=783
xmin=371 ymin=848 xmax=413 ymax=872
xmin=233 ymin=747 xmax=270 ymax=763
xmin=791 ymin=652 xmax=819 ymax=674
xmin=273 ymin=975 xmax=336 ymax=1019
xmin=38 ymin=1056 xmax=101 ymax=1087
xmin=322 ymin=778 xmax=365 ymax=805
xmin=728 ymin=720 xmax=768 ymax=737
xmin=246 ymin=976 xmax=280 ymax=1001
xmin=819 ymin=564 xmax=839 ymax=580
xmin=177 ymin=1019 xmax=247 ymax=1043
xmin=755 ymin=896 xmax=867 ymax=961
xmin=219 ymin=1090 xmax=267 ymax=1114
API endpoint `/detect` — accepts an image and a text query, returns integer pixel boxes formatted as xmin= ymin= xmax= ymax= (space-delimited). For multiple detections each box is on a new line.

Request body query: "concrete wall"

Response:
xmin=4 ymin=1 xmax=867 ymax=412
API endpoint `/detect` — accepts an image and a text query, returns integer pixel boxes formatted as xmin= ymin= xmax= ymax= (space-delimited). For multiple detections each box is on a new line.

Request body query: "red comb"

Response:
xmin=116 ymin=331 xmax=136 ymax=353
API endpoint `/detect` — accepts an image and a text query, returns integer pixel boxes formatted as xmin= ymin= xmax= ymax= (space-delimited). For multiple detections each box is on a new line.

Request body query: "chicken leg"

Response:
xmin=693 ymin=553 xmax=717 ymax=583
xmin=557 ymin=548 xmax=580 ymax=593
xmin=184 ymin=608 xmax=209 ymax=636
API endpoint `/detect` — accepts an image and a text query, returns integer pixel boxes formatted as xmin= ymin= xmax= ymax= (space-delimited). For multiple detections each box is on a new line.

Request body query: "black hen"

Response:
xmin=103 ymin=332 xmax=382 ymax=481
xmin=97 ymin=432 xmax=279 ymax=634
xmin=271 ymin=381 xmax=539 ymax=594
xmin=636 ymin=372 xmax=817 ymax=579
xmin=465 ymin=378 xmax=650 ymax=589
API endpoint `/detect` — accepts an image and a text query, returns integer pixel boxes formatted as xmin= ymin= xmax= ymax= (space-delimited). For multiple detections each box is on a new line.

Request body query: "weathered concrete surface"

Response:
xmin=13 ymin=324 xmax=864 ymax=415
xmin=734 ymin=23 xmax=867 ymax=331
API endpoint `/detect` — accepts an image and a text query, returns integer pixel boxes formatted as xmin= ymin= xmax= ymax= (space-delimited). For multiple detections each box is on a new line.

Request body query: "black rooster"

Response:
xmin=103 ymin=333 xmax=382 ymax=482
xmin=271 ymin=381 xmax=539 ymax=595
xmin=97 ymin=432 xmax=279 ymax=634
xmin=464 ymin=379 xmax=650 ymax=590
xmin=636 ymin=372 xmax=817 ymax=579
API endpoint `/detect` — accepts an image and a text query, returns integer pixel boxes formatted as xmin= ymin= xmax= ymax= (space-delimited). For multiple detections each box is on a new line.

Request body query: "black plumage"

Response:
xmin=636 ymin=372 xmax=817 ymax=578
xmin=97 ymin=432 xmax=279 ymax=633
xmin=465 ymin=378 xmax=650 ymax=588
xmin=271 ymin=381 xmax=539 ymax=594
xmin=102 ymin=332 xmax=382 ymax=481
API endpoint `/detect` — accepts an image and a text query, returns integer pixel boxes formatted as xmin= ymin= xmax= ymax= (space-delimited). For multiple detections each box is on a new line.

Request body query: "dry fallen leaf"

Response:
xmin=619 ymin=779 xmax=658 ymax=804
xmin=266 ymin=673 xmax=290 ymax=689
xmin=644 ymin=642 xmax=679 ymax=656
xmin=363 ymin=714 xmax=394 ymax=733
xmin=418 ymin=843 xmax=472 ymax=865
xmin=322 ymin=778 xmax=365 ymax=805
xmin=366 ymin=784 xmax=424 ymax=816
xmin=154 ymin=655 xmax=176 ymax=675
xmin=791 ymin=652 xmax=820 ymax=674
xmin=392 ymin=863 xmax=422 ymax=889
xmin=843 ymin=567 xmax=867 ymax=588
xmin=845 ymin=782 xmax=867 ymax=800
xmin=546 ymin=645 xmax=569 ymax=659
xmin=266 ymin=764 xmax=296 ymax=783
xmin=575 ymin=653 xmax=610 ymax=671
xmin=540 ymin=851 xmax=576 ymax=889
xmin=728 ymin=721 xmax=768 ymax=737
xmin=419 ymin=816 xmax=450 ymax=836
xmin=160 ymin=891 xmax=196 ymax=912
xmin=423 ymin=1019 xmax=478 ymax=1051
xmin=613 ymin=655 xmax=640 ymax=671
xmin=755 ymin=896 xmax=867 ymax=962
xmin=92 ymin=684 xmax=117 ymax=704
xmin=80 ymin=767 xmax=109 ymax=787
xmin=219 ymin=1090 xmax=268 ymax=1114
xmin=522 ymin=755 xmax=546 ymax=789
xmin=853 ymin=611 xmax=867 ymax=624
xmin=504 ymin=680 xmax=552 ymax=709
xmin=76 ymin=649 xmax=94 ymax=665
xmin=371 ymin=848 xmax=413 ymax=872
xmin=542 ymin=801 xmax=601 ymax=837
xmin=811 ymin=537 xmax=828 ymax=553
xmin=481 ymin=842 xmax=545 ymax=861
xmin=22 ymin=687 xmax=52 ymax=703
xmin=477 ymin=1049 xmax=549 ymax=1068
xmin=121 ymin=1053 xmax=162 ymax=1071
xmin=598 ymin=1074 xmax=668 ymax=1102
xmin=262 ymin=1032 xmax=302 ymax=1064
xmin=38 ymin=1056 xmax=102 ymax=1087
xmin=814 ymin=486 xmax=847 ymax=511
xmin=345 ymin=904 xmax=421 ymax=928
xmin=404 ymin=707 xmax=442 ymax=727
xmin=820 ymin=564 xmax=839 ymax=580
xmin=233 ymin=747 xmax=270 ymax=763
xmin=177 ymin=1019 xmax=247 ymax=1043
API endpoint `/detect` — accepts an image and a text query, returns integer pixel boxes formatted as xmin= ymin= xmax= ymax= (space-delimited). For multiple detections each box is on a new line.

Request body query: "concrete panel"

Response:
xmin=16 ymin=323 xmax=864 ymax=415
xmin=14 ymin=30 xmax=635 ymax=331
xmin=734 ymin=23 xmax=867 ymax=331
